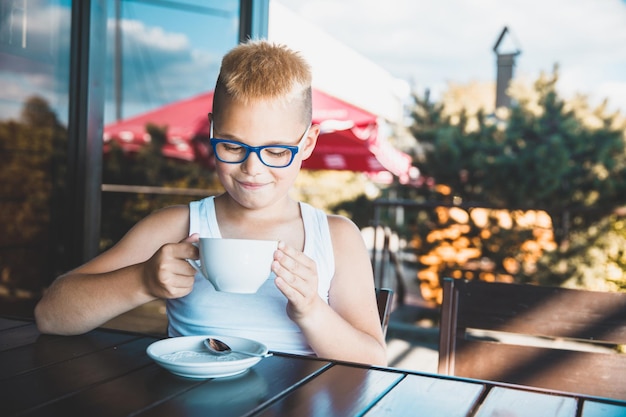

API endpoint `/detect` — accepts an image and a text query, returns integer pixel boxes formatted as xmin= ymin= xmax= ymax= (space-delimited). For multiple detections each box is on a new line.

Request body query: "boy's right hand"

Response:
xmin=141 ymin=234 xmax=199 ymax=299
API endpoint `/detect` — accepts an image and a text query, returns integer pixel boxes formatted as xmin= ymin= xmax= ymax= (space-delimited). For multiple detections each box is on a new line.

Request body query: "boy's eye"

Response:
xmin=223 ymin=143 xmax=244 ymax=152
xmin=264 ymin=147 xmax=290 ymax=157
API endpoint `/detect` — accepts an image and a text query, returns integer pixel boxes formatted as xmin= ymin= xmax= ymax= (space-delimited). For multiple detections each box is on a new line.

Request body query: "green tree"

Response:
xmin=0 ymin=96 xmax=68 ymax=292
xmin=408 ymin=70 xmax=626 ymax=290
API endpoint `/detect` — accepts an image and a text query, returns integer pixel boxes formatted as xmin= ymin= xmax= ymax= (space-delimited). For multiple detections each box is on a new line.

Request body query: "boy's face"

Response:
xmin=211 ymin=96 xmax=319 ymax=210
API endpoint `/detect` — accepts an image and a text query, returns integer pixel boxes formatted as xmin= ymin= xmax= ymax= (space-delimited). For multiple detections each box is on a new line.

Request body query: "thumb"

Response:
xmin=181 ymin=233 xmax=200 ymax=244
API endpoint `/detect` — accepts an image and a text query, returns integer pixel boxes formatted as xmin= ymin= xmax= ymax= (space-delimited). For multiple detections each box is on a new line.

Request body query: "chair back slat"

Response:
xmin=376 ymin=288 xmax=393 ymax=337
xmin=455 ymin=280 xmax=626 ymax=343
xmin=438 ymin=278 xmax=626 ymax=400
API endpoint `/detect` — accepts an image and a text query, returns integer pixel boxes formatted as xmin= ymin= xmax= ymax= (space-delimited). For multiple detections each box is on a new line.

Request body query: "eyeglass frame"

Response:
xmin=209 ymin=123 xmax=312 ymax=168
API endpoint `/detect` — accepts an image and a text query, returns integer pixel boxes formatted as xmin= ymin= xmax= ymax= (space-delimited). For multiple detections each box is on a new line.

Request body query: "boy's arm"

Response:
xmin=34 ymin=205 xmax=197 ymax=335
xmin=274 ymin=215 xmax=387 ymax=366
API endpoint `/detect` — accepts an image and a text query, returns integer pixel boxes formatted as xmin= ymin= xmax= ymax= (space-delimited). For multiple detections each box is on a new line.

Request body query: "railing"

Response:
xmin=102 ymin=184 xmax=220 ymax=197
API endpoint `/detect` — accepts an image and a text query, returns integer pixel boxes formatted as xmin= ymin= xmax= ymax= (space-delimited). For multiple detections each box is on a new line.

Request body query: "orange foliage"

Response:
xmin=414 ymin=206 xmax=556 ymax=304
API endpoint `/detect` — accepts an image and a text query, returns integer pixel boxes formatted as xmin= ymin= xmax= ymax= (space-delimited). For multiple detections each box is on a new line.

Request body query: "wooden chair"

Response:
xmin=376 ymin=288 xmax=394 ymax=337
xmin=438 ymin=277 xmax=626 ymax=400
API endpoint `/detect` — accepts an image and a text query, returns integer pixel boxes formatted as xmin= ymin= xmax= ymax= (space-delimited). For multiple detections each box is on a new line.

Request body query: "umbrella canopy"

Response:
xmin=305 ymin=90 xmax=413 ymax=180
xmin=104 ymin=89 xmax=414 ymax=181
xmin=103 ymin=92 xmax=211 ymax=162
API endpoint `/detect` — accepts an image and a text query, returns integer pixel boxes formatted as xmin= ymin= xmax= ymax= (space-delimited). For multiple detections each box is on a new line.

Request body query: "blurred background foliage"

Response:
xmin=378 ymin=68 xmax=626 ymax=300
xmin=101 ymin=124 xmax=222 ymax=250
xmin=2 ymin=68 xmax=625 ymax=301
xmin=0 ymin=97 xmax=68 ymax=293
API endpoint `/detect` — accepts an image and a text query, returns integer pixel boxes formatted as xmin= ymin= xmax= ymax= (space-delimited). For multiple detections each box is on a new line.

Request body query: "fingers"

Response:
xmin=166 ymin=234 xmax=201 ymax=281
xmin=180 ymin=233 xmax=200 ymax=260
xmin=163 ymin=235 xmax=199 ymax=261
xmin=273 ymin=241 xmax=314 ymax=275
xmin=144 ymin=236 xmax=200 ymax=299
xmin=181 ymin=233 xmax=200 ymax=244
xmin=272 ymin=241 xmax=317 ymax=300
xmin=151 ymin=266 xmax=195 ymax=299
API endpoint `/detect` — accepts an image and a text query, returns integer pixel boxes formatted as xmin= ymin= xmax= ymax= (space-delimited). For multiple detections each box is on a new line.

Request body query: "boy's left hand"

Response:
xmin=272 ymin=241 xmax=322 ymax=321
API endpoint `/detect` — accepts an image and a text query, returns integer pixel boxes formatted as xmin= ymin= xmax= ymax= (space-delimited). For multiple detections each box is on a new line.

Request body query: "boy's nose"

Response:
xmin=241 ymin=151 xmax=265 ymax=174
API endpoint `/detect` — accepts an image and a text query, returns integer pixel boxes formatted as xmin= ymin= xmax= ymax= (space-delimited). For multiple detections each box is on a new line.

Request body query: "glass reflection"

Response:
xmin=0 ymin=0 xmax=71 ymax=299
xmin=100 ymin=0 xmax=238 ymax=250
xmin=104 ymin=0 xmax=238 ymax=123
xmin=0 ymin=0 xmax=243 ymax=302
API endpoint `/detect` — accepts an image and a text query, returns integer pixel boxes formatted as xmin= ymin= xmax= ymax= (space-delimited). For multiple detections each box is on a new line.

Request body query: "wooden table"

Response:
xmin=2 ymin=317 xmax=625 ymax=417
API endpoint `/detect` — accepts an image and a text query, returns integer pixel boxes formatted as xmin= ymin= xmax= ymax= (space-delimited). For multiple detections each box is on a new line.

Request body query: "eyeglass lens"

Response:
xmin=213 ymin=142 xmax=296 ymax=167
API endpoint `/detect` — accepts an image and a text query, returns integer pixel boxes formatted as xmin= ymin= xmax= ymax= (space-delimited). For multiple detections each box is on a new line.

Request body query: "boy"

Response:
xmin=35 ymin=40 xmax=387 ymax=366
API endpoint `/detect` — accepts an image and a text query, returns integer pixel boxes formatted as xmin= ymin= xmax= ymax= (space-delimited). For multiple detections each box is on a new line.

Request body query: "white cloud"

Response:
xmin=113 ymin=19 xmax=190 ymax=52
xmin=103 ymin=17 xmax=221 ymax=121
xmin=277 ymin=0 xmax=626 ymax=114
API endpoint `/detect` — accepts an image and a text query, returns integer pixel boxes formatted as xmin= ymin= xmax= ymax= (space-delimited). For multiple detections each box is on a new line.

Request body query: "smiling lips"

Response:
xmin=238 ymin=180 xmax=268 ymax=190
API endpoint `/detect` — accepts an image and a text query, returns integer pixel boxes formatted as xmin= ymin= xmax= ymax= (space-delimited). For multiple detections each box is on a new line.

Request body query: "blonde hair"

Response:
xmin=212 ymin=39 xmax=312 ymax=124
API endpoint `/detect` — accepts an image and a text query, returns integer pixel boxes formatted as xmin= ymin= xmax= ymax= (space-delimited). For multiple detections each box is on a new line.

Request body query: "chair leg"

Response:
xmin=438 ymin=277 xmax=457 ymax=375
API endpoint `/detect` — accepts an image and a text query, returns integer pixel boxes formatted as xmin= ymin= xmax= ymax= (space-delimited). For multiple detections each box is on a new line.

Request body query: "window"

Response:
xmin=101 ymin=0 xmax=242 ymax=250
xmin=0 ymin=0 xmax=73 ymax=303
xmin=0 ymin=0 xmax=268 ymax=313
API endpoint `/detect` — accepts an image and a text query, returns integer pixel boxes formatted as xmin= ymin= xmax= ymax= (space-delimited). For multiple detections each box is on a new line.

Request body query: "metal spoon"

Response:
xmin=203 ymin=337 xmax=270 ymax=358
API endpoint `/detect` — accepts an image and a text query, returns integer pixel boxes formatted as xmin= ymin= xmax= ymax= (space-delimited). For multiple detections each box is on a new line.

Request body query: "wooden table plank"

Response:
xmin=0 ymin=323 xmax=42 ymax=352
xmin=581 ymin=400 xmax=626 ymax=417
xmin=0 ymin=337 xmax=155 ymax=416
xmin=365 ymin=373 xmax=484 ymax=417
xmin=0 ymin=331 xmax=143 ymax=380
xmin=475 ymin=387 xmax=577 ymax=417
xmin=2 ymin=318 xmax=624 ymax=417
xmin=19 ymin=365 xmax=203 ymax=417
xmin=255 ymin=364 xmax=403 ymax=417
xmin=135 ymin=354 xmax=331 ymax=417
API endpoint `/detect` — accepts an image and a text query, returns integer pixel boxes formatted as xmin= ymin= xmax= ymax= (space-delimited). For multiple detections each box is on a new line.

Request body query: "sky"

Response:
xmin=2 ymin=0 xmax=625 ymax=126
xmin=0 ymin=0 xmax=239 ymax=124
xmin=276 ymin=0 xmax=626 ymax=115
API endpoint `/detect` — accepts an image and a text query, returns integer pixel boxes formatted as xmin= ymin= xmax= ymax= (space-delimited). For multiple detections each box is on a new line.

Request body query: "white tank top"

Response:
xmin=166 ymin=196 xmax=335 ymax=355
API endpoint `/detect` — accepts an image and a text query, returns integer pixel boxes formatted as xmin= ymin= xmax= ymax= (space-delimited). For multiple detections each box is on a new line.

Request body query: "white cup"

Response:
xmin=188 ymin=237 xmax=278 ymax=293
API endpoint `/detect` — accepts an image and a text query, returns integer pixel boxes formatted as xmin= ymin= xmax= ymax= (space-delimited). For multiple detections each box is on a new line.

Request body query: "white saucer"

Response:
xmin=147 ymin=335 xmax=269 ymax=379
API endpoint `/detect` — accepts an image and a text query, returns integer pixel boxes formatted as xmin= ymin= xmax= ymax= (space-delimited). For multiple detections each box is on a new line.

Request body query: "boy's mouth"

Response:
xmin=237 ymin=180 xmax=268 ymax=190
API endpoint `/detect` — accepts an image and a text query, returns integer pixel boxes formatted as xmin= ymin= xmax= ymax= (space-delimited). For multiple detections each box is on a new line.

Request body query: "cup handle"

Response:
xmin=186 ymin=258 xmax=204 ymax=276
xmin=186 ymin=241 xmax=204 ymax=277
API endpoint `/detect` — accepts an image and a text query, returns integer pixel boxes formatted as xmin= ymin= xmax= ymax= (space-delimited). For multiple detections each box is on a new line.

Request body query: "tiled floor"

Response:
xmin=385 ymin=301 xmax=440 ymax=373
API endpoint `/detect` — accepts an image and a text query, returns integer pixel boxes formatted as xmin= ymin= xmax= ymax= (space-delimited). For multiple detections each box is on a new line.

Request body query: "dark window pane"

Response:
xmin=0 ymin=0 xmax=72 ymax=305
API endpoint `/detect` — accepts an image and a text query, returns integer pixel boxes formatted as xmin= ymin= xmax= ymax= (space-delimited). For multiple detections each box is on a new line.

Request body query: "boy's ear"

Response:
xmin=300 ymin=124 xmax=320 ymax=160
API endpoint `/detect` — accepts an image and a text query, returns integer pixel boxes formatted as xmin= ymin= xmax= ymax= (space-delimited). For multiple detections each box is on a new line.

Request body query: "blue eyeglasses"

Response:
xmin=210 ymin=124 xmax=311 ymax=168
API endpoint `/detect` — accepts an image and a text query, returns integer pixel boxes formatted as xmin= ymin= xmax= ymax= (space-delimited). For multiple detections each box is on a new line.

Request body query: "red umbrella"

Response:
xmin=103 ymin=89 xmax=414 ymax=181
xmin=103 ymin=92 xmax=212 ymax=162
xmin=306 ymin=90 xmax=413 ymax=181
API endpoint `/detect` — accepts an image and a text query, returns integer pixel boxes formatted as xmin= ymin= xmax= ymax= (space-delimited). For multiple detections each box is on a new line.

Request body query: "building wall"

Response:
xmin=268 ymin=1 xmax=410 ymax=125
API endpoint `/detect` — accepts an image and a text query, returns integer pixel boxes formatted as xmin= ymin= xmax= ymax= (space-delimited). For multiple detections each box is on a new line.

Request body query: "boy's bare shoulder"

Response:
xmin=326 ymin=214 xmax=362 ymax=237
xmin=150 ymin=204 xmax=190 ymax=219
xmin=136 ymin=204 xmax=188 ymax=223
xmin=120 ymin=204 xmax=191 ymax=245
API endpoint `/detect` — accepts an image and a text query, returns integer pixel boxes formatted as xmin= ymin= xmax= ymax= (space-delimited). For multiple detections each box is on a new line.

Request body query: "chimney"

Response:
xmin=493 ymin=27 xmax=521 ymax=109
